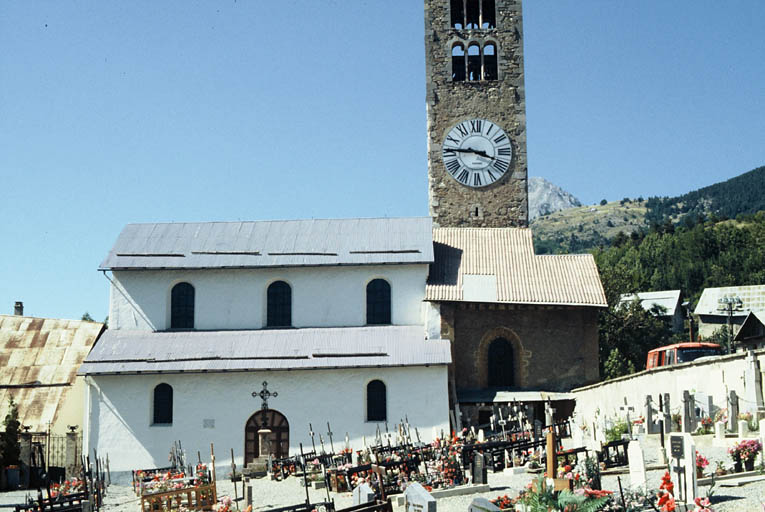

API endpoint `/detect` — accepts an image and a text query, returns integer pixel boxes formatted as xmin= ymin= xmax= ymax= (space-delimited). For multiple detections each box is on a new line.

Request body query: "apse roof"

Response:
xmin=78 ymin=325 xmax=451 ymax=375
xmin=100 ymin=217 xmax=434 ymax=270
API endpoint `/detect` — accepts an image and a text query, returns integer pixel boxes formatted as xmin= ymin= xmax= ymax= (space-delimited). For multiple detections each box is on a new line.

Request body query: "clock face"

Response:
xmin=441 ymin=119 xmax=513 ymax=188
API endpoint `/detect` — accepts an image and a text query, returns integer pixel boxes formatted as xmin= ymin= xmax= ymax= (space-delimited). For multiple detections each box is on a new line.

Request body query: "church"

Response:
xmin=79 ymin=0 xmax=605 ymax=476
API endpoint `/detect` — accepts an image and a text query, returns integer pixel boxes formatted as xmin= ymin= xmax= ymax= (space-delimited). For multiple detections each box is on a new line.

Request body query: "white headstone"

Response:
xmin=467 ymin=497 xmax=500 ymax=512
xmin=714 ymin=421 xmax=725 ymax=439
xmin=739 ymin=419 xmax=750 ymax=435
xmin=477 ymin=429 xmax=485 ymax=443
xmin=760 ymin=419 xmax=765 ymax=467
xmin=666 ymin=433 xmax=697 ymax=504
xmin=627 ymin=441 xmax=647 ymax=491
xmin=405 ymin=482 xmax=436 ymax=512
xmin=352 ymin=483 xmax=375 ymax=506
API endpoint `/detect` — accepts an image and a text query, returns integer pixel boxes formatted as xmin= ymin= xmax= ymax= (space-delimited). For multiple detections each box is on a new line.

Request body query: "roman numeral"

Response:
xmin=456 ymin=124 xmax=469 ymax=137
xmin=497 ymin=147 xmax=512 ymax=156
xmin=487 ymin=169 xmax=496 ymax=181
xmin=470 ymin=120 xmax=483 ymax=133
xmin=457 ymin=169 xmax=470 ymax=184
xmin=486 ymin=123 xmax=495 ymax=136
xmin=493 ymin=134 xmax=508 ymax=144
xmin=492 ymin=158 xmax=509 ymax=173
xmin=446 ymin=135 xmax=460 ymax=145
xmin=445 ymin=159 xmax=461 ymax=175
xmin=443 ymin=147 xmax=457 ymax=157
xmin=473 ymin=173 xmax=482 ymax=187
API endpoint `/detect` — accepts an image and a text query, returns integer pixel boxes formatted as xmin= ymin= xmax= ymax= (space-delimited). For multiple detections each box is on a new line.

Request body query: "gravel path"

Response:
xmin=2 ymin=435 xmax=764 ymax=511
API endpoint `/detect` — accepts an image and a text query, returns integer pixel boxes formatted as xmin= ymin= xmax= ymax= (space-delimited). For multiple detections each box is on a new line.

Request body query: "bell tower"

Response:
xmin=425 ymin=0 xmax=528 ymax=227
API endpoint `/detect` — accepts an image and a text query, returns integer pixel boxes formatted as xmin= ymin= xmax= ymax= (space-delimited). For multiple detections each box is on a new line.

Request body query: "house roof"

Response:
xmin=618 ymin=290 xmax=682 ymax=316
xmin=694 ymin=284 xmax=765 ymax=317
xmin=425 ymin=228 xmax=607 ymax=307
xmin=100 ymin=217 xmax=434 ymax=270
xmin=0 ymin=315 xmax=104 ymax=432
xmin=734 ymin=311 xmax=765 ymax=343
xmin=78 ymin=325 xmax=451 ymax=375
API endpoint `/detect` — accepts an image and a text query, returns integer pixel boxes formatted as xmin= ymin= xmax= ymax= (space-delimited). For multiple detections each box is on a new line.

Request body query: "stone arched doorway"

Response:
xmin=244 ymin=409 xmax=289 ymax=464
xmin=487 ymin=337 xmax=514 ymax=387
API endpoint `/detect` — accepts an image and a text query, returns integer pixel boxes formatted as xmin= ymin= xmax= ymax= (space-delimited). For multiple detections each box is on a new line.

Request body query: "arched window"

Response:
xmin=450 ymin=0 xmax=496 ymax=30
xmin=451 ymin=43 xmax=466 ymax=82
xmin=153 ymin=383 xmax=173 ymax=424
xmin=467 ymin=43 xmax=481 ymax=81
xmin=366 ymin=380 xmax=386 ymax=422
xmin=366 ymin=279 xmax=391 ymax=325
xmin=487 ymin=338 xmax=514 ymax=387
xmin=450 ymin=0 xmax=464 ymax=29
xmin=483 ymin=43 xmax=497 ymax=80
xmin=267 ymin=281 xmax=292 ymax=327
xmin=171 ymin=282 xmax=194 ymax=329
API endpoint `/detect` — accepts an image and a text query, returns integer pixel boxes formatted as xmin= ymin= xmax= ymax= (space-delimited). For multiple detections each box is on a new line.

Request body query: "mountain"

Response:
xmin=528 ymin=176 xmax=582 ymax=220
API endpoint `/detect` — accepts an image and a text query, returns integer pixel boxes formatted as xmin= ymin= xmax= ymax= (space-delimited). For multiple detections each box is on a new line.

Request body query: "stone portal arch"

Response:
xmin=244 ymin=409 xmax=289 ymax=464
xmin=476 ymin=327 xmax=530 ymax=388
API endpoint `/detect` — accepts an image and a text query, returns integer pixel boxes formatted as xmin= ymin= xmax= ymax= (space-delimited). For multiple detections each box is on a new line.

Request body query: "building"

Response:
xmin=79 ymin=218 xmax=452 ymax=475
xmin=0 ymin=310 xmax=104 ymax=436
xmin=618 ymin=290 xmax=684 ymax=333
xmin=694 ymin=284 xmax=765 ymax=340
xmin=734 ymin=311 xmax=765 ymax=350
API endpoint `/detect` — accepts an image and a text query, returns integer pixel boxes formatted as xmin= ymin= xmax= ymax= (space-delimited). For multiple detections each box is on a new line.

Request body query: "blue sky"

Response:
xmin=1 ymin=1 xmax=764 ymax=321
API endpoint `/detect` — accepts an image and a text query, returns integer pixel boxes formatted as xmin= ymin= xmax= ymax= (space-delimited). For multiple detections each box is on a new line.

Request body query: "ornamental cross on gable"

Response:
xmin=253 ymin=381 xmax=278 ymax=411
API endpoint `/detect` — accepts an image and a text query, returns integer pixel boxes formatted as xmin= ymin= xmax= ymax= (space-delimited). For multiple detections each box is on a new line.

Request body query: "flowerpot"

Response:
xmin=734 ymin=460 xmax=743 ymax=473
xmin=745 ymin=458 xmax=755 ymax=472
xmin=696 ymin=469 xmax=704 ymax=479
xmin=5 ymin=467 xmax=20 ymax=489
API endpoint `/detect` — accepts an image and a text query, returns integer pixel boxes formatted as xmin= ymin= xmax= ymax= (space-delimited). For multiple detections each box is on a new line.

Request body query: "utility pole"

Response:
xmin=717 ymin=296 xmax=742 ymax=354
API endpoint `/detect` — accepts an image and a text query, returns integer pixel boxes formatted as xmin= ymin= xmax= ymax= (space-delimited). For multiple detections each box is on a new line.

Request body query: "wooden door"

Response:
xmin=244 ymin=409 xmax=289 ymax=464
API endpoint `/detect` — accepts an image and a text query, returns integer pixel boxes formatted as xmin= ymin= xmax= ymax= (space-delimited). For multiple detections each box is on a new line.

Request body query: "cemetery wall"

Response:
xmin=109 ymin=264 xmax=429 ymax=331
xmin=571 ymin=349 xmax=765 ymax=421
xmin=443 ymin=303 xmax=599 ymax=391
xmin=83 ymin=365 xmax=449 ymax=476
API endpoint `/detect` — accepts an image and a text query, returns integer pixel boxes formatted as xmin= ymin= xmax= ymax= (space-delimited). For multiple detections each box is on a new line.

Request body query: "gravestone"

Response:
xmin=627 ymin=441 xmax=647 ymax=491
xmin=472 ymin=453 xmax=488 ymax=485
xmin=744 ymin=351 xmax=765 ymax=417
xmin=694 ymin=392 xmax=712 ymax=420
xmin=468 ymin=497 xmax=500 ymax=512
xmin=663 ymin=393 xmax=672 ymax=433
xmin=645 ymin=395 xmax=658 ymax=434
xmin=666 ymin=433 xmax=697 ymax=505
xmin=477 ymin=429 xmax=485 ymax=443
xmin=352 ymin=483 xmax=375 ymax=506
xmin=738 ymin=419 xmax=749 ymax=435
xmin=760 ymin=419 xmax=765 ymax=466
xmin=729 ymin=391 xmax=739 ymax=433
xmin=533 ymin=420 xmax=543 ymax=441
xmin=405 ymin=482 xmax=436 ymax=512
xmin=682 ymin=391 xmax=694 ymax=433
xmin=714 ymin=422 xmax=725 ymax=440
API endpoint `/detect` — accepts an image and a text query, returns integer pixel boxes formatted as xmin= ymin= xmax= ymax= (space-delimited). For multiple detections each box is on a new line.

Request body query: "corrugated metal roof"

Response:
xmin=0 ymin=315 xmax=104 ymax=432
xmin=78 ymin=326 xmax=451 ymax=375
xmin=734 ymin=311 xmax=765 ymax=342
xmin=619 ymin=290 xmax=682 ymax=316
xmin=425 ymin=228 xmax=607 ymax=307
xmin=694 ymin=284 xmax=765 ymax=317
xmin=100 ymin=217 xmax=434 ymax=270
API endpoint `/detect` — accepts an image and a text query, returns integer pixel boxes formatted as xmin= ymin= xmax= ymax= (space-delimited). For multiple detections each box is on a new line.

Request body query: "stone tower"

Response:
xmin=425 ymin=0 xmax=528 ymax=227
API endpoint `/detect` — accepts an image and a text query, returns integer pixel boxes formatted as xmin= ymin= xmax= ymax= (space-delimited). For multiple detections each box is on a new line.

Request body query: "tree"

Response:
xmin=1 ymin=396 xmax=21 ymax=468
xmin=600 ymin=199 xmax=608 ymax=206
xmin=81 ymin=312 xmax=95 ymax=322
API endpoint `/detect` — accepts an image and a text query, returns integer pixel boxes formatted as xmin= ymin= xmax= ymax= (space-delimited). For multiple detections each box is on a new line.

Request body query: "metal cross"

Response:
xmin=326 ymin=422 xmax=335 ymax=454
xmin=308 ymin=423 xmax=317 ymax=453
xmin=252 ymin=381 xmax=278 ymax=411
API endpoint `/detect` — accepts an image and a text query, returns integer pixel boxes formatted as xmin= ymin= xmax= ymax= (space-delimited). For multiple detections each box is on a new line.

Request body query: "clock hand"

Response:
xmin=472 ymin=149 xmax=495 ymax=160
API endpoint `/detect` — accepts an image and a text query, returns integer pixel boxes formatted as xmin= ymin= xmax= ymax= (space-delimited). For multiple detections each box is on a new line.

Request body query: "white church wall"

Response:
xmin=84 ymin=365 xmax=449 ymax=475
xmin=109 ymin=264 xmax=429 ymax=331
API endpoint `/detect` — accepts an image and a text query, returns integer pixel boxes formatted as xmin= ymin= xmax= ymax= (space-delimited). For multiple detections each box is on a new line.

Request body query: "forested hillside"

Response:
xmin=644 ymin=166 xmax=765 ymax=225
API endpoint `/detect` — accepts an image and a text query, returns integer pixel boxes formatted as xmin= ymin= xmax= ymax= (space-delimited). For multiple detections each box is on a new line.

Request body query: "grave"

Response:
xmin=666 ymin=433 xmax=697 ymax=505
xmin=715 ymin=422 xmax=725 ymax=440
xmin=471 ymin=453 xmax=488 ymax=485
xmin=627 ymin=441 xmax=646 ymax=492
xmin=352 ymin=483 xmax=375 ymax=506
xmin=404 ymin=482 xmax=436 ymax=512
xmin=728 ymin=390 xmax=739 ymax=434
xmin=744 ymin=351 xmax=765 ymax=418
xmin=467 ymin=497 xmax=500 ymax=512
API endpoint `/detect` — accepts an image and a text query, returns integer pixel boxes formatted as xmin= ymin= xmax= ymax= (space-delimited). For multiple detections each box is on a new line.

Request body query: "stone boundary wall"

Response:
xmin=571 ymin=349 xmax=765 ymax=422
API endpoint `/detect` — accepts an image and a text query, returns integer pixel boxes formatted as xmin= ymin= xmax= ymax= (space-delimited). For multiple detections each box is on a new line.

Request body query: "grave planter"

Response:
xmin=733 ymin=458 xmax=742 ymax=473
xmin=744 ymin=458 xmax=755 ymax=472
xmin=5 ymin=467 xmax=20 ymax=490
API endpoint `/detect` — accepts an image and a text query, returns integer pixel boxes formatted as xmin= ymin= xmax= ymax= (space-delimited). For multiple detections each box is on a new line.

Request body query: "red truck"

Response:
xmin=646 ymin=342 xmax=723 ymax=369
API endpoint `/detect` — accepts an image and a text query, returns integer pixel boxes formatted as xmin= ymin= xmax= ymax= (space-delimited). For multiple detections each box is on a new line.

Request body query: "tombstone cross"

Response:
xmin=319 ymin=433 xmax=326 ymax=454
xmin=327 ymin=422 xmax=335 ymax=454
xmin=252 ymin=381 xmax=278 ymax=427
xmin=619 ymin=397 xmax=635 ymax=438
xmin=308 ymin=423 xmax=317 ymax=453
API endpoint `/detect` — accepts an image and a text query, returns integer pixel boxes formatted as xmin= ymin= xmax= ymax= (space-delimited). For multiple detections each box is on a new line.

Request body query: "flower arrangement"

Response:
xmin=489 ymin=494 xmax=514 ymax=510
xmin=50 ymin=478 xmax=86 ymax=498
xmin=696 ymin=451 xmax=709 ymax=477
xmin=713 ymin=408 xmax=727 ymax=424
xmin=691 ymin=496 xmax=714 ymax=512
xmin=738 ymin=412 xmax=753 ymax=423
xmin=729 ymin=439 xmax=762 ymax=462
xmin=213 ymin=496 xmax=233 ymax=512
xmin=632 ymin=415 xmax=645 ymax=425
xmin=656 ymin=471 xmax=676 ymax=512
